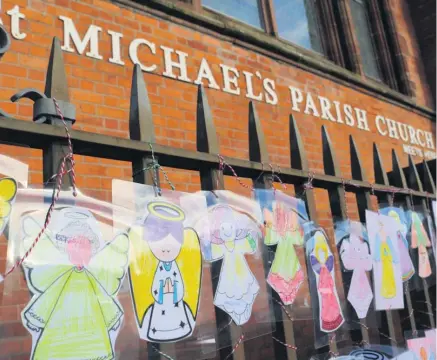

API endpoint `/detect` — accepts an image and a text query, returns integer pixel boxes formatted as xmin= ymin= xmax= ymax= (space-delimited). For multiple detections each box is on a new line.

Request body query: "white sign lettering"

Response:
xmin=0 ymin=7 xmax=435 ymax=159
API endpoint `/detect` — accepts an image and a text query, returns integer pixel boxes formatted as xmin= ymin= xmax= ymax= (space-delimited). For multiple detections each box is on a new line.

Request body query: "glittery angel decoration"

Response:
xmin=0 ymin=177 xmax=17 ymax=237
xmin=198 ymin=204 xmax=262 ymax=326
xmin=410 ymin=211 xmax=432 ymax=278
xmin=308 ymin=229 xmax=344 ymax=332
xmin=336 ymin=221 xmax=373 ymax=319
xmin=256 ymin=190 xmax=307 ymax=305
xmin=21 ymin=207 xmax=129 ymax=360
xmin=129 ymin=200 xmax=202 ymax=342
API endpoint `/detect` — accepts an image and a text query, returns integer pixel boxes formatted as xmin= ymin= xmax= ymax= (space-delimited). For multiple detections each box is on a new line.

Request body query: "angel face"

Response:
xmin=143 ymin=202 xmax=185 ymax=262
xmin=314 ymin=232 xmax=329 ymax=264
xmin=55 ymin=219 xmax=99 ymax=268
xmin=348 ymin=234 xmax=370 ymax=261
xmin=149 ymin=234 xmax=182 ymax=262
xmin=66 ymin=235 xmax=93 ymax=269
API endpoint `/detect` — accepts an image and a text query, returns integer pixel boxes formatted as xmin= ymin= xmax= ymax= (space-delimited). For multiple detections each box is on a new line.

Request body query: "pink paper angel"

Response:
xmin=339 ymin=229 xmax=373 ymax=319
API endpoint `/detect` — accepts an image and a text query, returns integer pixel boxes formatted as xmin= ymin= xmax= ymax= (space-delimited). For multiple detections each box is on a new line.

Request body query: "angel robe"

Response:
xmin=22 ymin=234 xmax=128 ymax=360
xmin=141 ymin=260 xmax=195 ymax=342
xmin=212 ymin=237 xmax=259 ymax=326
xmin=311 ymin=254 xmax=344 ymax=332
xmin=340 ymin=237 xmax=373 ymax=319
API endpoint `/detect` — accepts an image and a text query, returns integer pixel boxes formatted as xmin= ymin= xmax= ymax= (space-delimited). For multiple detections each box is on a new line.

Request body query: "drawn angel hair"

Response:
xmin=385 ymin=209 xmax=415 ymax=281
xmin=411 ymin=211 xmax=432 ymax=278
xmin=263 ymin=199 xmax=305 ymax=305
xmin=337 ymin=222 xmax=373 ymax=319
xmin=0 ymin=177 xmax=17 ymax=237
xmin=374 ymin=219 xmax=399 ymax=299
xmin=309 ymin=230 xmax=344 ymax=332
xmin=20 ymin=207 xmax=129 ymax=360
xmin=129 ymin=200 xmax=202 ymax=342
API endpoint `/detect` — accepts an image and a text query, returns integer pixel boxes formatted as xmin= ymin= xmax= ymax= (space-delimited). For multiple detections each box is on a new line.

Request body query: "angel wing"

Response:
xmin=128 ymin=225 xmax=158 ymax=328
xmin=177 ymin=228 xmax=202 ymax=319
xmin=0 ymin=177 xmax=17 ymax=236
xmin=21 ymin=213 xmax=71 ymax=295
xmin=87 ymin=232 xmax=129 ymax=296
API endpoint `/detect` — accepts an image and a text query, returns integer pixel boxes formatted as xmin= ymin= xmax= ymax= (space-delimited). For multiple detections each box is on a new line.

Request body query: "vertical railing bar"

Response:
xmin=289 ymin=114 xmax=317 ymax=358
xmin=349 ymin=135 xmax=377 ymax=344
xmin=249 ymin=102 xmax=291 ymax=360
xmin=421 ymin=160 xmax=436 ymax=227
xmin=405 ymin=154 xmax=436 ymax=329
xmin=196 ymin=85 xmax=245 ymax=360
xmin=289 ymin=114 xmax=317 ymax=219
xmin=42 ymin=37 xmax=73 ymax=191
xmin=320 ymin=126 xmax=355 ymax=351
xmin=372 ymin=144 xmax=405 ymax=347
xmin=128 ymin=64 xmax=170 ymax=360
xmin=391 ymin=151 xmax=432 ymax=332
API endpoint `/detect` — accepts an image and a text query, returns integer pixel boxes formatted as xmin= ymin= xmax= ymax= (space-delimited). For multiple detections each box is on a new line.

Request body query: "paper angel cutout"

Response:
xmin=198 ymin=204 xmax=261 ymax=326
xmin=129 ymin=200 xmax=202 ymax=342
xmin=310 ymin=230 xmax=344 ymax=332
xmin=262 ymin=199 xmax=305 ymax=305
xmin=411 ymin=212 xmax=432 ymax=278
xmin=21 ymin=207 xmax=129 ymax=360
xmin=382 ymin=208 xmax=415 ymax=281
xmin=374 ymin=229 xmax=399 ymax=299
xmin=0 ymin=177 xmax=17 ymax=236
xmin=337 ymin=223 xmax=373 ymax=319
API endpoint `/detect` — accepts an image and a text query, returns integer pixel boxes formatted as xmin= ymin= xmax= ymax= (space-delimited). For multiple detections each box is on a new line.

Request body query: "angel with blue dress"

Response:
xmin=20 ymin=207 xmax=129 ymax=360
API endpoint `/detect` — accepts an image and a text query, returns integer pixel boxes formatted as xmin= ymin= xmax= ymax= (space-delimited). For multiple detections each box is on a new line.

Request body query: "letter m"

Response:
xmin=59 ymin=16 xmax=103 ymax=60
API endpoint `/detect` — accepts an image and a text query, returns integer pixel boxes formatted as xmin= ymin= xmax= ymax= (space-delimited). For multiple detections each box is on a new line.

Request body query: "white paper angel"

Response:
xmin=20 ymin=207 xmax=129 ymax=360
xmin=197 ymin=204 xmax=262 ymax=325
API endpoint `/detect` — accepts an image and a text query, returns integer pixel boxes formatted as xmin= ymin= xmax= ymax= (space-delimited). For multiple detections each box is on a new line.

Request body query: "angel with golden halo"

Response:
xmin=128 ymin=200 xmax=202 ymax=343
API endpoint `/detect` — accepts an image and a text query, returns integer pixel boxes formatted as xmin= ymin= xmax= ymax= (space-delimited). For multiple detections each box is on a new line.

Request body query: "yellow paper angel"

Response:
xmin=129 ymin=200 xmax=202 ymax=343
xmin=20 ymin=207 xmax=129 ymax=360
xmin=0 ymin=177 xmax=17 ymax=236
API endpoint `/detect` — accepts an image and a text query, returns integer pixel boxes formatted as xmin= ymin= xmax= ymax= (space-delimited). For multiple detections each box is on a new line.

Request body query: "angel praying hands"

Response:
xmin=197 ymin=204 xmax=262 ymax=326
xmin=20 ymin=207 xmax=129 ymax=360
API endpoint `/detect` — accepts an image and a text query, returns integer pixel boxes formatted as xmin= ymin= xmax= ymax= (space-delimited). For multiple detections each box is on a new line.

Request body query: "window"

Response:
xmin=349 ymin=0 xmax=382 ymax=80
xmin=273 ymin=0 xmax=324 ymax=54
xmin=203 ymin=0 xmax=264 ymax=29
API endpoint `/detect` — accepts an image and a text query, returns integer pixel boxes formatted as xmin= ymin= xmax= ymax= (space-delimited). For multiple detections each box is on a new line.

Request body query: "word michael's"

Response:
xmin=1 ymin=7 xmax=435 ymax=157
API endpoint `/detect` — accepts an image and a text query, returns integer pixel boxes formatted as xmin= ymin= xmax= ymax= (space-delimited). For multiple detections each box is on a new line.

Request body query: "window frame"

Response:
xmin=162 ymin=0 xmax=414 ymax=98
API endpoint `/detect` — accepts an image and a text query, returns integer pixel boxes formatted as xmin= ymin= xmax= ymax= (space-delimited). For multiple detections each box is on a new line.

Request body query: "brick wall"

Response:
xmin=0 ymin=0 xmax=435 ymax=358
xmin=405 ymin=0 xmax=436 ymax=106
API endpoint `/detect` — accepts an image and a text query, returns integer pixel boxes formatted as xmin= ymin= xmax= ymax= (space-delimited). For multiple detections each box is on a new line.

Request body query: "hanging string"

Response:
xmin=269 ymin=163 xmax=287 ymax=192
xmin=1 ymin=98 xmax=77 ymax=281
xmin=151 ymin=344 xmax=174 ymax=360
xmin=272 ymin=336 xmax=297 ymax=351
xmin=132 ymin=143 xmax=175 ymax=195
xmin=341 ymin=178 xmax=350 ymax=220
xmin=224 ymin=332 xmax=245 ymax=360
xmin=272 ymin=298 xmax=295 ymax=322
